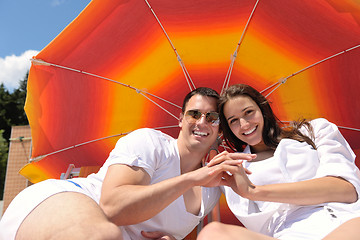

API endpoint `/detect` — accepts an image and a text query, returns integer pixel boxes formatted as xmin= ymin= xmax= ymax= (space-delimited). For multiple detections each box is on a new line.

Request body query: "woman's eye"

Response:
xmin=229 ymin=119 xmax=238 ymax=125
xmin=245 ymin=110 xmax=253 ymax=115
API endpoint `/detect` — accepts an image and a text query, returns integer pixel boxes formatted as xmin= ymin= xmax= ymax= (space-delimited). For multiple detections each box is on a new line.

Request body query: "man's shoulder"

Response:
xmin=131 ymin=128 xmax=172 ymax=137
xmin=128 ymin=128 xmax=176 ymax=143
xmin=113 ymin=128 xmax=177 ymax=156
xmin=127 ymin=128 xmax=178 ymax=159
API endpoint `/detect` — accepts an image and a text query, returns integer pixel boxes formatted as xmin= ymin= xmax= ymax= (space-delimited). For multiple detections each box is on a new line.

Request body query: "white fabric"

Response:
xmin=221 ymin=118 xmax=360 ymax=239
xmin=0 ymin=179 xmax=95 ymax=240
xmin=0 ymin=128 xmax=221 ymax=240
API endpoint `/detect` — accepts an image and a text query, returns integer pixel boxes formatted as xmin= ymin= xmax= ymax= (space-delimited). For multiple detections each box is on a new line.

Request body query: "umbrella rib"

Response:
xmin=222 ymin=56 xmax=236 ymax=94
xmin=139 ymin=92 xmax=180 ymax=120
xmin=223 ymin=0 xmax=260 ymax=93
xmin=263 ymin=82 xmax=283 ymax=98
xmin=31 ymin=58 xmax=138 ymax=90
xmin=144 ymin=0 xmax=196 ymax=91
xmin=280 ymin=121 xmax=360 ymax=133
xmin=29 ymin=125 xmax=180 ymax=163
xmin=141 ymin=91 xmax=182 ymax=110
xmin=31 ymin=58 xmax=182 ymax=110
xmin=338 ymin=126 xmax=360 ymax=132
xmin=263 ymin=44 xmax=360 ymax=97
xmin=284 ymin=44 xmax=360 ymax=83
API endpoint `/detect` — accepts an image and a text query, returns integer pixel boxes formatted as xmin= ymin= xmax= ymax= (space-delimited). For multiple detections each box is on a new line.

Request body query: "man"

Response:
xmin=0 ymin=87 xmax=250 ymax=240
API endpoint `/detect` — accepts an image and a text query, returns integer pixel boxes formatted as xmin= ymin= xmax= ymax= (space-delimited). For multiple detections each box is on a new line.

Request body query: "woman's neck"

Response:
xmin=251 ymin=148 xmax=275 ymax=162
xmin=250 ymin=143 xmax=275 ymax=162
xmin=250 ymin=141 xmax=271 ymax=153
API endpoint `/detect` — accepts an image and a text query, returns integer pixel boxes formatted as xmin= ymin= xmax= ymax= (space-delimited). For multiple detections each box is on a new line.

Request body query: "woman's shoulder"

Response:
xmin=309 ymin=118 xmax=331 ymax=125
xmin=308 ymin=118 xmax=338 ymax=131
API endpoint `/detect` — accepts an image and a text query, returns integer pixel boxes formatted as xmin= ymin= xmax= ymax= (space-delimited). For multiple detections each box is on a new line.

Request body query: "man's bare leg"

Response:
xmin=16 ymin=192 xmax=122 ymax=240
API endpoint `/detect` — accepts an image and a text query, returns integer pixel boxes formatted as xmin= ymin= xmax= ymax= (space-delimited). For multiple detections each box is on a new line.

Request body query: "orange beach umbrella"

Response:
xmin=20 ymin=0 xmax=360 ymax=184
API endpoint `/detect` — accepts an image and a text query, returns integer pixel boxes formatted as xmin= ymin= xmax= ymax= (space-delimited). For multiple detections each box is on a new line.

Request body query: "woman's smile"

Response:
xmin=243 ymin=126 xmax=257 ymax=136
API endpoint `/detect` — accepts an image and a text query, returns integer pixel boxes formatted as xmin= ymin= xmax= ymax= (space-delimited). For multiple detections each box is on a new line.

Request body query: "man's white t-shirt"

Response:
xmin=85 ymin=128 xmax=221 ymax=239
xmin=0 ymin=128 xmax=221 ymax=240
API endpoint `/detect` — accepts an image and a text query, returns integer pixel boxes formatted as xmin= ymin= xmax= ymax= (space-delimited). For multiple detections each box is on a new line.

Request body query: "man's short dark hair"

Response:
xmin=182 ymin=87 xmax=220 ymax=113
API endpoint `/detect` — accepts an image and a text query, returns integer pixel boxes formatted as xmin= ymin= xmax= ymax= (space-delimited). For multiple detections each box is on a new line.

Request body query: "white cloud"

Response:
xmin=0 ymin=50 xmax=39 ymax=92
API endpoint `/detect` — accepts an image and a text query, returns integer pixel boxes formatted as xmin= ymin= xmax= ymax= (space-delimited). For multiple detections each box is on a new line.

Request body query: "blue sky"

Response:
xmin=0 ymin=0 xmax=91 ymax=91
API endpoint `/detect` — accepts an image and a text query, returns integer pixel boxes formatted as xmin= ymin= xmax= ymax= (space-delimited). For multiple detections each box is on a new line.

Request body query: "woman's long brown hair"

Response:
xmin=219 ymin=84 xmax=316 ymax=152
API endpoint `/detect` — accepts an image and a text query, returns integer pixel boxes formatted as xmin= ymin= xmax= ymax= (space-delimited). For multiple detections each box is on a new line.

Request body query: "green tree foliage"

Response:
xmin=0 ymin=130 xmax=8 ymax=200
xmin=0 ymin=73 xmax=29 ymax=199
xmin=0 ymin=84 xmax=12 ymax=141
xmin=0 ymin=74 xmax=28 ymax=140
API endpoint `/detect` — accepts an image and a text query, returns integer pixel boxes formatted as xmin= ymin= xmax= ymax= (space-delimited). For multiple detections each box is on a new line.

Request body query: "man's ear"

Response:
xmin=179 ymin=113 xmax=184 ymax=127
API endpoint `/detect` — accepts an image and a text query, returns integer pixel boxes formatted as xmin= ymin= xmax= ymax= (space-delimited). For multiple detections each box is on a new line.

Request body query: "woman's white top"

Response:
xmin=221 ymin=118 xmax=360 ymax=237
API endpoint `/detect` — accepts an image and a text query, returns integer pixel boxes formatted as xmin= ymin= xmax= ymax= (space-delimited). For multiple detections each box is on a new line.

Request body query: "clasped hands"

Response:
xmin=140 ymin=151 xmax=257 ymax=239
xmin=206 ymin=150 xmax=257 ymax=197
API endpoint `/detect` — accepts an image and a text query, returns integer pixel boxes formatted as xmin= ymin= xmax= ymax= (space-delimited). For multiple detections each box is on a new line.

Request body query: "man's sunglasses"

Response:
xmin=184 ymin=110 xmax=220 ymax=126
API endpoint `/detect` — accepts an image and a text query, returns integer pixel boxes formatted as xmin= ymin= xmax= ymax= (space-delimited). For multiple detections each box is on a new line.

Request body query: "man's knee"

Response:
xmin=17 ymin=216 xmax=123 ymax=240
xmin=15 ymin=192 xmax=121 ymax=240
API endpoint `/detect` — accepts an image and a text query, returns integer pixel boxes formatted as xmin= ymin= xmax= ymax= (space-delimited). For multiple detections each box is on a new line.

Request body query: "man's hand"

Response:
xmin=141 ymin=230 xmax=176 ymax=240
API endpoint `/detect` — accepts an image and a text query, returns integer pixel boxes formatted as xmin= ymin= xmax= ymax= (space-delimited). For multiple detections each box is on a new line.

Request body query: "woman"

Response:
xmin=198 ymin=84 xmax=360 ymax=240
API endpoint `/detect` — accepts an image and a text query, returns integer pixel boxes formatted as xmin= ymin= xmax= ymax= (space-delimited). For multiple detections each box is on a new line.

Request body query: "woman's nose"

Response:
xmin=239 ymin=118 xmax=249 ymax=128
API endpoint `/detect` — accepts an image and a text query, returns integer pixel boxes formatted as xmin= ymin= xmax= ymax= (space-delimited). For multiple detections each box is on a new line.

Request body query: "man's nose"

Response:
xmin=197 ymin=113 xmax=208 ymax=124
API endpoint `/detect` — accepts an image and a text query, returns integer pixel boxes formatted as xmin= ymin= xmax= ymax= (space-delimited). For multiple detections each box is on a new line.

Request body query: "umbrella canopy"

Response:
xmin=20 ymin=0 xmax=360 ymax=183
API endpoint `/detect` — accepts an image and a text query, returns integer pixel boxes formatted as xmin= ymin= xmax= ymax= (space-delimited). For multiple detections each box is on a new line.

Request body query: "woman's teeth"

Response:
xmin=243 ymin=127 xmax=256 ymax=136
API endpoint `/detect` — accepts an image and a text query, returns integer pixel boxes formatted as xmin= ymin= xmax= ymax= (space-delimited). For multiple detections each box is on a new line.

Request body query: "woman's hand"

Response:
xmin=207 ymin=151 xmax=256 ymax=198
xmin=221 ymin=164 xmax=255 ymax=198
xmin=207 ymin=151 xmax=256 ymax=167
